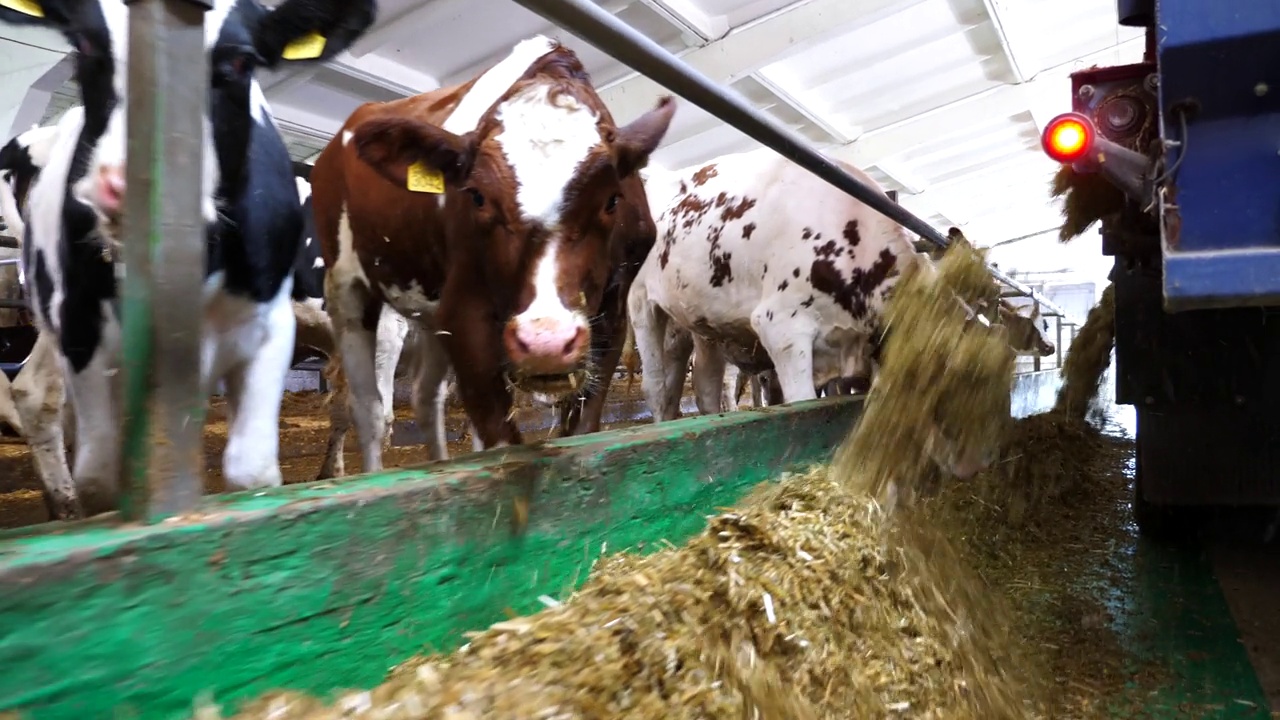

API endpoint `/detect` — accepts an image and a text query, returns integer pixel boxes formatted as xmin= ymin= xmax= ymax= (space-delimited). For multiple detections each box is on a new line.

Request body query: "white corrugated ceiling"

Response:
xmin=5 ymin=0 xmax=1144 ymax=285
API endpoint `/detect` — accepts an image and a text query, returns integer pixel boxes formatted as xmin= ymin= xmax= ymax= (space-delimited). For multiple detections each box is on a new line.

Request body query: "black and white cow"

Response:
xmin=0 ymin=0 xmax=376 ymax=518
xmin=0 ymin=122 xmax=80 ymax=518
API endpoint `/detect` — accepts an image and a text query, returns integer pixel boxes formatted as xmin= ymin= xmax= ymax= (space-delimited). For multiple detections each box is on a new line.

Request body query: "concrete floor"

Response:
xmin=1108 ymin=404 xmax=1280 ymax=713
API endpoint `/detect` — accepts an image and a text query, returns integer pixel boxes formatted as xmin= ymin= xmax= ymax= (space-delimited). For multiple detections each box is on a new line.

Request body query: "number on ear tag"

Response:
xmin=406 ymin=162 xmax=444 ymax=194
xmin=0 ymin=0 xmax=44 ymax=17
xmin=281 ymin=31 xmax=327 ymax=61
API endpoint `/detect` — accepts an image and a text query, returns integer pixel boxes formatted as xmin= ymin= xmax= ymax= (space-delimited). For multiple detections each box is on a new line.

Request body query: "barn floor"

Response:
xmin=1085 ymin=407 xmax=1280 ymax=716
xmin=0 ymin=372 xmax=686 ymax=530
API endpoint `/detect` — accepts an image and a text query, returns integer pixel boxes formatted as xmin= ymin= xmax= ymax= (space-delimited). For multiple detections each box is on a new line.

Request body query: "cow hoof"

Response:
xmin=42 ymin=489 xmax=84 ymax=521
xmin=224 ymin=466 xmax=283 ymax=492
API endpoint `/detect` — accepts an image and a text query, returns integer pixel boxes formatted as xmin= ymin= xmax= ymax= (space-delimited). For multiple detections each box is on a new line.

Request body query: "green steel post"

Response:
xmin=118 ymin=0 xmax=209 ymax=522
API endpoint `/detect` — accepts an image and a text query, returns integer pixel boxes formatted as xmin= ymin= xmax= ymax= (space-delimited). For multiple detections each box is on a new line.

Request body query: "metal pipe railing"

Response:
xmin=117 ymin=0 xmax=211 ymax=521
xmin=509 ymin=0 xmax=1069 ymax=319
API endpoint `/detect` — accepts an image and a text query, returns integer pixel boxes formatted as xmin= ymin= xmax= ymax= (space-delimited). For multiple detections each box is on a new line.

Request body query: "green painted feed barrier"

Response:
xmin=0 ymin=396 xmax=863 ymax=720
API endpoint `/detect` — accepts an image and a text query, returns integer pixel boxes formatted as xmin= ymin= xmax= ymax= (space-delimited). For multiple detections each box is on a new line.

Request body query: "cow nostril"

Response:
xmin=504 ymin=324 xmax=530 ymax=356
xmin=562 ymin=327 xmax=584 ymax=356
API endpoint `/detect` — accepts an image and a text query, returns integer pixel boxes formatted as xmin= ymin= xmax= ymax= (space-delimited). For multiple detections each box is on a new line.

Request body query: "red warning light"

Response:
xmin=1041 ymin=113 xmax=1094 ymax=164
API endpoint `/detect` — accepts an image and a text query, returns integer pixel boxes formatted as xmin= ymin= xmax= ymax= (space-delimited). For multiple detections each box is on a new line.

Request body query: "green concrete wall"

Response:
xmin=0 ymin=396 xmax=864 ymax=720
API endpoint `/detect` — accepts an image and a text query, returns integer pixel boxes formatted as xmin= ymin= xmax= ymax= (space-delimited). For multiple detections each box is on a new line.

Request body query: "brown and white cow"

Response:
xmin=311 ymin=36 xmax=675 ymax=472
xmin=629 ymin=147 xmax=1039 ymax=479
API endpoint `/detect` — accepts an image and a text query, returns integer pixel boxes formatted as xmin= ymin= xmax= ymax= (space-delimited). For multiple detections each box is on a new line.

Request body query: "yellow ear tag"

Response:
xmin=281 ymin=31 xmax=327 ymax=61
xmin=406 ymin=162 xmax=444 ymax=194
xmin=0 ymin=0 xmax=44 ymax=17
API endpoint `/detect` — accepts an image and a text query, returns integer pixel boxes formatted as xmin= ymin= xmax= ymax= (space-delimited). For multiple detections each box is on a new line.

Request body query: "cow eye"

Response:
xmin=466 ymin=188 xmax=484 ymax=208
xmin=214 ymin=47 xmax=258 ymax=84
xmin=604 ymin=193 xmax=619 ymax=214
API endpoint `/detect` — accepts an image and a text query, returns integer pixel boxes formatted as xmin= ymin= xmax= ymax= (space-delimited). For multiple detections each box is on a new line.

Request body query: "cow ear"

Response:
xmin=351 ymin=117 xmax=477 ymax=193
xmin=613 ymin=96 xmax=676 ymax=179
xmin=0 ymin=0 xmax=70 ymax=27
xmin=253 ymin=0 xmax=376 ymax=68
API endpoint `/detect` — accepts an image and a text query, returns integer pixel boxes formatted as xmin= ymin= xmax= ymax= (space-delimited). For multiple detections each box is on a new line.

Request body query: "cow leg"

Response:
xmin=218 ymin=291 xmax=294 ymax=491
xmin=721 ymin=362 xmax=740 ymax=412
xmin=63 ymin=328 xmax=122 ymax=516
xmin=750 ymin=374 xmax=764 ymax=407
xmin=375 ymin=305 xmax=408 ymax=448
xmin=326 ymin=272 xmax=387 ymax=472
xmin=315 ymin=353 xmax=349 ymax=480
xmin=690 ymin=335 xmax=728 ymax=415
xmin=407 ymin=321 xmax=451 ymax=461
xmin=628 ymin=283 xmax=682 ymax=422
xmin=11 ymin=332 xmax=78 ymax=519
xmin=661 ymin=325 xmax=694 ymax=419
xmin=0 ymin=370 xmax=22 ymax=435
xmin=751 ymin=308 xmax=818 ymax=404
xmin=759 ymin=371 xmax=785 ymax=405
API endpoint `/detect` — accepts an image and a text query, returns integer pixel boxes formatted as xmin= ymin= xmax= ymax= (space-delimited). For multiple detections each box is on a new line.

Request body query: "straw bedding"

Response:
xmin=207 ymin=235 xmax=1127 ymax=720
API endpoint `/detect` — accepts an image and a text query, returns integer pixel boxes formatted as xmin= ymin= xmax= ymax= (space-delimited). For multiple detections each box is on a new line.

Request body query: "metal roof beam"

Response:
xmin=261 ymin=52 xmax=439 ymax=98
xmin=635 ymin=0 xmax=729 ymax=43
xmin=345 ymin=0 xmax=445 ymax=58
xmin=979 ymin=0 xmax=1039 ymax=84
xmin=751 ymin=69 xmax=858 ymax=144
xmin=5 ymin=53 xmax=73 ymax=136
xmin=599 ymin=0 xmax=917 ymax=122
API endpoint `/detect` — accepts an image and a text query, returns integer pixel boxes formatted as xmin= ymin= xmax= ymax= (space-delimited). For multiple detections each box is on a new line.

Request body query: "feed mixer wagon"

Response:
xmin=1041 ymin=0 xmax=1280 ymax=536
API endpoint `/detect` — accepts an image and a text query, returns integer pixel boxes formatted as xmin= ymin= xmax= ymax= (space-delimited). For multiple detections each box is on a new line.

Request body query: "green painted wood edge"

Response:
xmin=1110 ymin=538 xmax=1271 ymax=718
xmin=0 ymin=395 xmax=863 ymax=720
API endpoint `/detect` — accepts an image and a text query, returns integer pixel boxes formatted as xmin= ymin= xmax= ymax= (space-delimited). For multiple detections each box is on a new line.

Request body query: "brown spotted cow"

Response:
xmin=311 ymin=36 xmax=675 ymax=472
xmin=629 ymin=147 xmax=1052 ymax=479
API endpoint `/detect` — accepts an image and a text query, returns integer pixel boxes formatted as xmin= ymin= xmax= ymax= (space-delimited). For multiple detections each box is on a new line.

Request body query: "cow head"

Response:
xmin=0 ymin=123 xmax=60 ymax=236
xmin=0 ymin=0 xmax=375 ymax=242
xmin=352 ymin=55 xmax=676 ymax=397
xmin=999 ymin=300 xmax=1055 ymax=357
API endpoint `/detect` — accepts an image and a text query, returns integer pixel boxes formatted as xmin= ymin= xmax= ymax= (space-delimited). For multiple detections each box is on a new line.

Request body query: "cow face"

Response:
xmin=1000 ymin=301 xmax=1056 ymax=357
xmin=0 ymin=0 xmax=375 ymax=242
xmin=353 ymin=92 xmax=675 ymax=397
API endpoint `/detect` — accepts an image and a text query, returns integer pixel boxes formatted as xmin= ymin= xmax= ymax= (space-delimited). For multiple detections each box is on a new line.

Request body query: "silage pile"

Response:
xmin=207 ymin=236 xmax=1122 ymax=720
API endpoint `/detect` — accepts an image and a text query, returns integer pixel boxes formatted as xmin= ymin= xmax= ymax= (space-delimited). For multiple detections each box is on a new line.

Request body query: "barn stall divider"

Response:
xmin=0 ymin=0 xmax=1088 ymax=718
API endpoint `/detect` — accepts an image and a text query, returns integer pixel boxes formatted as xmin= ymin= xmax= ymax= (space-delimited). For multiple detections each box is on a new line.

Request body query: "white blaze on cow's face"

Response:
xmin=490 ymin=83 xmax=603 ymax=383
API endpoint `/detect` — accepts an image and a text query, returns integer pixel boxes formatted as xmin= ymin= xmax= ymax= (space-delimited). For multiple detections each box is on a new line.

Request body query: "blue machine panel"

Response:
xmin=1156 ymin=0 xmax=1280 ymax=310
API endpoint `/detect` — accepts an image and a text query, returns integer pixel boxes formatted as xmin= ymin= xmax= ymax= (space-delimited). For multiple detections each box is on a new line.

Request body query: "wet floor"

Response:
xmin=1098 ymin=402 xmax=1280 ymax=712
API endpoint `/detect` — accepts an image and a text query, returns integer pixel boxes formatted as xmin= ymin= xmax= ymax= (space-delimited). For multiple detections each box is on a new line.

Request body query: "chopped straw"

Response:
xmin=207 ymin=235 xmax=1127 ymax=720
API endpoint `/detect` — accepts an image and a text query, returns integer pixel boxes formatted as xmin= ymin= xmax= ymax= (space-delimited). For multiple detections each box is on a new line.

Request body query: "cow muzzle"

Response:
xmin=503 ymin=315 xmax=591 ymax=397
xmin=94 ymin=164 xmax=126 ymax=228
